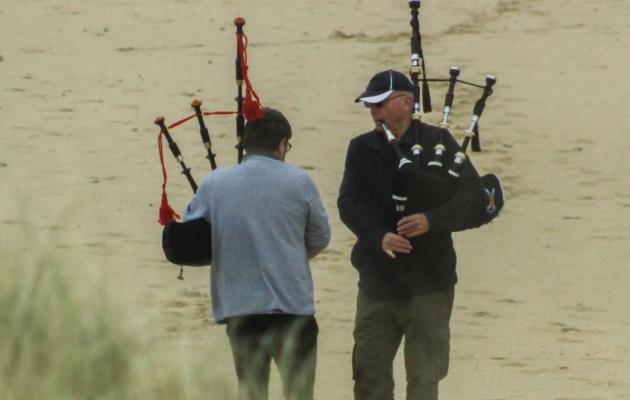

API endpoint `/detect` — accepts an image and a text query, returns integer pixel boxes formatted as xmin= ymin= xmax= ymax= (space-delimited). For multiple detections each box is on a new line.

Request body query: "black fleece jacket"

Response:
xmin=337 ymin=121 xmax=486 ymax=300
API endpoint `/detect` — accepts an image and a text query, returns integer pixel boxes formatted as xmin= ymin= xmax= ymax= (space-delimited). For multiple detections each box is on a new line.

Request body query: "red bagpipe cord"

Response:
xmin=157 ymin=131 xmax=181 ymax=225
xmin=157 ymin=111 xmax=237 ymax=225
xmin=237 ymin=30 xmax=264 ymax=120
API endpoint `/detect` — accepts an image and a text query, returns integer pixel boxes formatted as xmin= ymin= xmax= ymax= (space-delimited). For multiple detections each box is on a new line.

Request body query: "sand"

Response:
xmin=2 ymin=0 xmax=630 ymax=398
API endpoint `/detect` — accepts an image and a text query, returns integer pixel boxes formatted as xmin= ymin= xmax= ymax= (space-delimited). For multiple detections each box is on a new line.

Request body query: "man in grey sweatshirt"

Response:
xmin=184 ymin=108 xmax=331 ymax=400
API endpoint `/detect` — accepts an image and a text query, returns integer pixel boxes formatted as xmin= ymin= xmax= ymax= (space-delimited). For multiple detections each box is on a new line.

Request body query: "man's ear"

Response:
xmin=404 ymin=95 xmax=414 ymax=109
xmin=275 ymin=138 xmax=287 ymax=156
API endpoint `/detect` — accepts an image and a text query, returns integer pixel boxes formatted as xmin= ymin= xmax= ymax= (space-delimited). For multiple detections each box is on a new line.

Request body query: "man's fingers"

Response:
xmin=397 ymin=218 xmax=419 ymax=229
xmin=389 ymin=236 xmax=411 ymax=249
xmin=397 ymin=225 xmax=416 ymax=236
xmin=397 ymin=214 xmax=429 ymax=237
xmin=388 ymin=240 xmax=412 ymax=254
xmin=403 ymin=231 xmax=421 ymax=239
xmin=382 ymin=232 xmax=412 ymax=258
xmin=397 ymin=215 xmax=417 ymax=224
xmin=384 ymin=249 xmax=396 ymax=259
xmin=398 ymin=223 xmax=422 ymax=236
xmin=398 ymin=216 xmax=419 ymax=225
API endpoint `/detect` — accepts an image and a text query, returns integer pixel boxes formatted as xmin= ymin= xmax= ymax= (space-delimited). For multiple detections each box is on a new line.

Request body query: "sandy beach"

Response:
xmin=2 ymin=0 xmax=630 ymax=398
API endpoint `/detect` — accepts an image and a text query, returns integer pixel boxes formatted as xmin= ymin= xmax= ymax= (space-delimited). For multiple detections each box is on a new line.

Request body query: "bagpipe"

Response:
xmin=387 ymin=0 xmax=504 ymax=228
xmin=154 ymin=18 xmax=264 ymax=275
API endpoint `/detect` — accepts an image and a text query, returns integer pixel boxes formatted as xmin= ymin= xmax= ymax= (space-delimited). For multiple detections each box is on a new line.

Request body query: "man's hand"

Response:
xmin=397 ymin=213 xmax=430 ymax=238
xmin=381 ymin=232 xmax=412 ymax=259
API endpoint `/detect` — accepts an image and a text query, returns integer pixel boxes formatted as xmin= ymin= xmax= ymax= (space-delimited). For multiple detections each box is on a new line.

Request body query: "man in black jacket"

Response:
xmin=338 ymin=70 xmax=487 ymax=400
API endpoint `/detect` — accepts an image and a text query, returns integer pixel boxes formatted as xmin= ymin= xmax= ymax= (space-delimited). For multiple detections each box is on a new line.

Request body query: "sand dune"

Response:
xmin=2 ymin=0 xmax=630 ymax=398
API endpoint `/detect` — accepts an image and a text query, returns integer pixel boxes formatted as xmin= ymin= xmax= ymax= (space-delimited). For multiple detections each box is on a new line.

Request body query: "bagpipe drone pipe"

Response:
xmin=388 ymin=0 xmax=504 ymax=229
xmin=154 ymin=17 xmax=263 ymax=273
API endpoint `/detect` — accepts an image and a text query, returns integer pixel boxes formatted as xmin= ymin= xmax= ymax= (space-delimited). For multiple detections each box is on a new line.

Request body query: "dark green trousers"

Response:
xmin=352 ymin=287 xmax=454 ymax=400
xmin=226 ymin=314 xmax=318 ymax=400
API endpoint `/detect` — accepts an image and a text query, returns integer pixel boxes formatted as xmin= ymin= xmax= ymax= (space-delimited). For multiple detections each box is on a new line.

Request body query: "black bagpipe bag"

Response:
xmin=400 ymin=167 xmax=504 ymax=230
xmin=475 ymin=173 xmax=504 ymax=227
xmin=162 ymin=218 xmax=212 ymax=266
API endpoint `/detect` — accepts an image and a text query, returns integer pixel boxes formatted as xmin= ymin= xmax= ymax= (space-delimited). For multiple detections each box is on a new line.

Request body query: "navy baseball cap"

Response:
xmin=355 ymin=70 xmax=414 ymax=103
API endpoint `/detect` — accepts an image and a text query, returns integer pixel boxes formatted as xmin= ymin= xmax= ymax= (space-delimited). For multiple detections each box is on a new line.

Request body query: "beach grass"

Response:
xmin=0 ymin=222 xmax=233 ymax=399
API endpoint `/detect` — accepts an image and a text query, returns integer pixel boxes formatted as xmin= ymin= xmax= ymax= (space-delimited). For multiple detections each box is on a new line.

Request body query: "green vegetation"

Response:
xmin=0 ymin=223 xmax=232 ymax=399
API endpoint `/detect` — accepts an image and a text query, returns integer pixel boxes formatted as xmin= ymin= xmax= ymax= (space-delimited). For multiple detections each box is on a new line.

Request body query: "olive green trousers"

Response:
xmin=352 ymin=287 xmax=454 ymax=400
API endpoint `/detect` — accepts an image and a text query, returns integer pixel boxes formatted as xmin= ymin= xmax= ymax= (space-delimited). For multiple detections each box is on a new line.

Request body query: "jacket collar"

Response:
xmin=364 ymin=121 xmax=417 ymax=151
xmin=398 ymin=123 xmax=417 ymax=147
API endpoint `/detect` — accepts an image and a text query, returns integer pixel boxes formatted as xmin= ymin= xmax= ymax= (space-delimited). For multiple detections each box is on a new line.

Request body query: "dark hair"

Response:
xmin=243 ymin=108 xmax=292 ymax=152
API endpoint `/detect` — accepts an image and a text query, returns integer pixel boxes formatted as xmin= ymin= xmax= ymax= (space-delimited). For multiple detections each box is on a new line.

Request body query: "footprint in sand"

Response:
xmin=574 ymin=137 xmax=593 ymax=145
xmin=167 ymin=300 xmax=188 ymax=308
xmin=497 ymin=297 xmax=519 ymax=304
xmin=460 ymin=317 xmax=484 ymax=327
xmin=88 ymin=175 xmax=117 ymax=184
xmin=563 ymin=303 xmax=605 ymax=313
xmin=147 ymin=284 xmax=165 ymax=289
xmin=453 ymin=331 xmax=487 ymax=340
xmin=504 ymin=361 xmax=528 ymax=368
xmin=472 ymin=310 xmax=499 ymax=319
xmin=579 ymin=176 xmax=617 ymax=187
xmin=180 ymin=288 xmax=205 ymax=298
xmin=558 ymin=337 xmax=583 ymax=344
xmin=548 ymin=321 xmax=580 ymax=331
xmin=194 ymin=302 xmax=210 ymax=319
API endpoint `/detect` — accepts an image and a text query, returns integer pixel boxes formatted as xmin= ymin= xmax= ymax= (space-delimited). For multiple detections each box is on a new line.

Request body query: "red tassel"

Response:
xmin=159 ymin=192 xmax=181 ymax=225
xmin=244 ymin=94 xmax=264 ymax=120
xmin=157 ymin=131 xmax=181 ymax=225
xmin=237 ymin=29 xmax=264 ymax=121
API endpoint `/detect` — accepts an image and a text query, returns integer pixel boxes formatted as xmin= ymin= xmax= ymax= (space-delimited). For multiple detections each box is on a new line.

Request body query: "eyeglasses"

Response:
xmin=364 ymin=94 xmax=406 ymax=108
xmin=285 ymin=140 xmax=292 ymax=152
